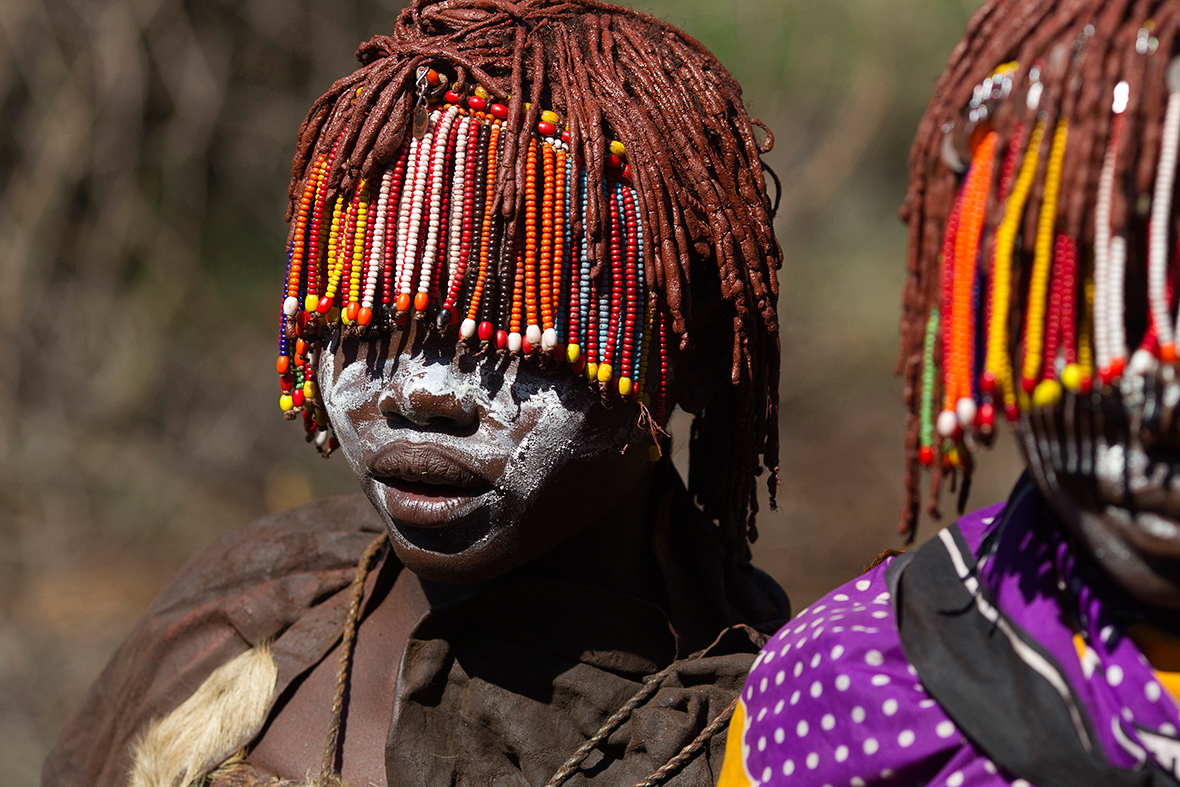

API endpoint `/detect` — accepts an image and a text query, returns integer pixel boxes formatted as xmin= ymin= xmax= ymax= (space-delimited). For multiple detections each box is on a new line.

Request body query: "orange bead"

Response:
xmin=345 ymin=302 xmax=360 ymax=322
xmin=358 ymin=307 xmax=373 ymax=326
xmin=414 ymin=292 xmax=429 ymax=312
xmin=276 ymin=355 xmax=290 ymax=374
xmin=295 ymin=339 xmax=308 ymax=356
xmin=396 ymin=293 xmax=411 ymax=312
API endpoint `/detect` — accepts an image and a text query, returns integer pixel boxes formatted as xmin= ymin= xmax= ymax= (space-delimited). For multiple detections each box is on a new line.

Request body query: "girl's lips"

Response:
xmin=373 ymin=475 xmax=494 ymax=528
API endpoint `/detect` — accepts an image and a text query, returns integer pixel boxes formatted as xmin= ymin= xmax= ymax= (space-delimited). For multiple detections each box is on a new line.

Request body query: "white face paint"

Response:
xmin=319 ymin=323 xmax=652 ymax=583
xmin=1020 ymin=362 xmax=1180 ymax=606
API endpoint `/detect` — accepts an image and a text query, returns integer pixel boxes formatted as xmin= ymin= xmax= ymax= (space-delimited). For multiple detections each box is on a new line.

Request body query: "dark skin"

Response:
xmin=247 ymin=322 xmax=673 ymax=785
xmin=1021 ymin=362 xmax=1180 ymax=610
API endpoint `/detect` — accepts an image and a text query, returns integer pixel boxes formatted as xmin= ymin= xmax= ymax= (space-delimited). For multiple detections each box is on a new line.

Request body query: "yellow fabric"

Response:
xmin=1074 ymin=628 xmax=1180 ymax=705
xmin=716 ymin=699 xmax=754 ymax=787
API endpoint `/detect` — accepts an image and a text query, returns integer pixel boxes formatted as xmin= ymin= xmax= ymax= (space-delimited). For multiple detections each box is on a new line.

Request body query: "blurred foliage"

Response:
xmin=0 ymin=0 xmax=1026 ymax=782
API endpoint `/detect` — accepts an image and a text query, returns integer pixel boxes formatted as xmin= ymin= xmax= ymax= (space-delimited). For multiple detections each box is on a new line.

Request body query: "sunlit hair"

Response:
xmin=277 ymin=0 xmax=782 ymax=557
xmin=900 ymin=0 xmax=1180 ymax=538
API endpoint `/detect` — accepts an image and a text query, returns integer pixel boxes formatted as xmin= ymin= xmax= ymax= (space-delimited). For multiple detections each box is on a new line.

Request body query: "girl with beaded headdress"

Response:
xmin=727 ymin=1 xmax=1180 ymax=785
xmin=43 ymin=1 xmax=789 ymax=785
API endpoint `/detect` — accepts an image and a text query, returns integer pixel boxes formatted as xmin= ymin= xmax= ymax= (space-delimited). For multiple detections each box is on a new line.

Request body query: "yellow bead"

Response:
xmin=586 ymin=362 xmax=598 ymax=381
xmin=618 ymin=377 xmax=632 ymax=396
xmin=303 ymin=381 xmax=319 ymax=399
xmin=474 ymin=85 xmax=490 ymax=99
xmin=567 ymin=343 xmax=581 ymax=364
xmin=279 ymin=394 xmax=294 ymax=412
xmin=597 ymin=363 xmax=613 ymax=383
xmin=1032 ymin=379 xmax=1063 ymax=409
xmin=945 ymin=445 xmax=961 ymax=468
xmin=304 ymin=294 xmax=318 ymax=312
xmin=649 ymin=444 xmax=661 ymax=462
xmin=609 ymin=140 xmax=625 ymax=156
xmin=541 ymin=110 xmax=560 ymax=124
xmin=1061 ymin=364 xmax=1083 ymax=392
xmin=327 ymin=307 xmax=341 ymax=323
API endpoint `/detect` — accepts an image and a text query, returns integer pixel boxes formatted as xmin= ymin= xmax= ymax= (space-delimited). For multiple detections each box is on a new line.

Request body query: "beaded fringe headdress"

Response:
xmin=275 ymin=0 xmax=782 ymax=554
xmin=900 ymin=0 xmax=1180 ymax=538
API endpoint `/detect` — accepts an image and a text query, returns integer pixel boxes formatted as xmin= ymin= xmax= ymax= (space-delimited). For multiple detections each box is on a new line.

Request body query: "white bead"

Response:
xmin=460 ymin=318 xmax=477 ymax=339
xmin=526 ymin=324 xmax=542 ymax=345
xmin=508 ymin=332 xmax=523 ymax=352
xmin=283 ymin=296 xmax=299 ymax=316
xmin=542 ymin=328 xmax=558 ymax=350
xmin=955 ymin=397 xmax=977 ymax=429
xmin=1129 ymin=348 xmax=1157 ymax=377
xmin=315 ymin=430 xmax=329 ymax=448
xmin=937 ymin=409 xmax=959 ymax=439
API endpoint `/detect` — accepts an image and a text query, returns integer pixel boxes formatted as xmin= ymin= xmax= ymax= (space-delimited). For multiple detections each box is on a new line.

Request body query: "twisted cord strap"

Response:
xmin=317 ymin=532 xmax=390 ymax=786
xmin=544 ymin=665 xmax=737 ymax=787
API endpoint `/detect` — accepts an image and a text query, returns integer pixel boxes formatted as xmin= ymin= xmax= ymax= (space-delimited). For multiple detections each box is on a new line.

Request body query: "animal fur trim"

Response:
xmin=128 ymin=645 xmax=278 ymax=787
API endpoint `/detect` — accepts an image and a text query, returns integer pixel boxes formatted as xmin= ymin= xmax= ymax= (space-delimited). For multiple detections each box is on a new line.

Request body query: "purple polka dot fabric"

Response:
xmin=723 ymin=495 xmax=1180 ymax=786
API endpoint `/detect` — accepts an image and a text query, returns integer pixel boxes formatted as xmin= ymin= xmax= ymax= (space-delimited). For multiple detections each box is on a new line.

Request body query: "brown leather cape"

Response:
xmin=43 ymin=479 xmax=788 ymax=787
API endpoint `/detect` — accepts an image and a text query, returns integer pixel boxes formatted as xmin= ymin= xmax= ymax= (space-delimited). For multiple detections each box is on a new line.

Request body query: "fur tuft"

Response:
xmin=128 ymin=645 xmax=278 ymax=787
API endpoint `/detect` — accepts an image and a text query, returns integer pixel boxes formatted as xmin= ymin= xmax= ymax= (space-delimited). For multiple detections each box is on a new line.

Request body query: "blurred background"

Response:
xmin=0 ymin=0 xmax=1025 ymax=781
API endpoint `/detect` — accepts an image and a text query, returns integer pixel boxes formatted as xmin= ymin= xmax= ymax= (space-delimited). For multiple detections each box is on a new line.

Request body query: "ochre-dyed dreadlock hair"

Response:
xmin=900 ymin=0 xmax=1180 ymax=538
xmin=278 ymin=0 xmax=781 ymax=558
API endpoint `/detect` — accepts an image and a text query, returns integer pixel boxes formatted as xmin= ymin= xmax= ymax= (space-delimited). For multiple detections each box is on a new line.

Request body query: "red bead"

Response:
xmin=495 ymin=330 xmax=508 ymax=349
xmin=280 ymin=375 xmax=294 ymax=392
xmin=478 ymin=321 xmax=494 ymax=341
xmin=561 ymin=130 xmax=570 ymax=144
xmin=607 ymin=153 xmax=622 ymax=169
xmin=522 ymin=338 xmax=533 ymax=355
xmin=623 ymin=164 xmax=631 ymax=181
xmin=414 ymin=292 xmax=429 ymax=312
xmin=1005 ymin=402 xmax=1020 ymax=422
xmin=451 ymin=310 xmax=460 ymax=326
xmin=316 ymin=296 xmax=333 ymax=314
xmin=490 ymin=103 xmax=509 ymax=120
xmin=977 ymin=402 xmax=996 ymax=429
xmin=328 ymin=436 xmax=340 ymax=451
xmin=296 ymin=310 xmax=311 ymax=336
xmin=445 ymin=90 xmax=462 ymax=104
xmin=1020 ymin=376 xmax=1036 ymax=394
xmin=1110 ymin=356 xmax=1126 ymax=380
xmin=979 ymin=369 xmax=996 ymax=395
xmin=468 ymin=96 xmax=486 ymax=111
xmin=292 ymin=389 xmax=305 ymax=407
xmin=1080 ymin=376 xmax=1093 ymax=395
xmin=918 ymin=445 xmax=935 ymax=467
xmin=396 ymin=293 xmax=412 ymax=312
xmin=276 ymin=355 xmax=290 ymax=375
xmin=537 ymin=121 xmax=556 ymax=137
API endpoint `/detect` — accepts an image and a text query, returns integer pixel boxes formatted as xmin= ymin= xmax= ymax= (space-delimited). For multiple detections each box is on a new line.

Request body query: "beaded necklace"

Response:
xmin=278 ymin=67 xmax=660 ymax=455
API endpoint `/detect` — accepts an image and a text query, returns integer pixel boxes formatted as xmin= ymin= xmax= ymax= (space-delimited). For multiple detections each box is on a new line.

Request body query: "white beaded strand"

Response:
xmin=362 ymin=167 xmax=395 ymax=312
xmin=399 ymin=109 xmax=440 ymax=301
xmin=1094 ymin=85 xmax=1126 ymax=375
xmin=418 ymin=105 xmax=460 ymax=303
xmin=444 ymin=115 xmax=471 ymax=294
xmin=393 ymin=133 xmax=423 ymax=303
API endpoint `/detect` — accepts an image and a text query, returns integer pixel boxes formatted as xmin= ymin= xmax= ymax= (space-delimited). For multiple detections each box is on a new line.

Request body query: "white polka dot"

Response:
xmin=831 ymin=626 xmax=845 ymax=633
xmin=775 ymin=699 xmax=785 ymax=714
xmin=834 ymin=593 xmax=850 ymax=601
xmin=920 ymin=699 xmax=937 ymax=709
xmin=871 ymin=674 xmax=891 ymax=686
xmin=759 ymin=677 xmax=768 ymax=693
xmin=1163 ymin=723 xmax=1178 ymax=736
xmin=936 ymin=720 xmax=955 ymax=738
xmin=797 ymin=720 xmax=809 ymax=737
xmin=811 ymin=653 xmax=822 ymax=668
xmin=1122 ymin=707 xmax=1134 ymax=722
xmin=947 ymin=771 xmax=964 ymax=787
xmin=856 ymin=579 xmax=871 ymax=591
xmin=876 ymin=591 xmax=890 ymax=601
xmin=780 ymin=644 xmax=792 ymax=657
xmin=872 ymin=610 xmax=890 ymax=619
xmin=913 ymin=683 xmax=926 ymax=693
xmin=764 ymin=650 xmax=774 ymax=664
xmin=757 ymin=707 xmax=767 ymax=722
xmin=1147 ymin=681 xmax=1162 ymax=702
xmin=851 ymin=779 xmax=867 ymax=787
xmin=1108 ymin=665 xmax=1124 ymax=687
xmin=831 ymin=644 xmax=845 ymax=660
xmin=852 ymin=706 xmax=866 ymax=723
xmin=806 ymin=752 xmax=819 ymax=770
xmin=866 ymin=650 xmax=884 ymax=666
xmin=813 ymin=604 xmax=826 ymax=613
xmin=783 ymin=760 xmax=795 ymax=776
xmin=746 ymin=687 xmax=753 ymax=700
xmin=883 ymin=698 xmax=898 ymax=716
xmin=821 ymin=714 xmax=835 ymax=731
xmin=794 ymin=624 xmax=806 ymax=634
xmin=836 ymin=674 xmax=851 ymax=691
xmin=794 ymin=661 xmax=804 ymax=678
xmin=864 ymin=737 xmax=879 ymax=755
xmin=907 ymin=664 xmax=918 ymax=677
xmin=1014 ymin=780 xmax=1031 ymax=787
xmin=983 ymin=759 xmax=997 ymax=774
xmin=757 ymin=736 xmax=766 ymax=751
xmin=774 ymin=727 xmax=785 ymax=744
xmin=791 ymin=690 xmax=801 ymax=705
xmin=1101 ymin=626 xmax=1115 ymax=644
xmin=812 ymin=627 xmax=825 ymax=640
xmin=762 ymin=766 xmax=771 ymax=782
xmin=835 ymin=745 xmax=849 ymax=763
xmin=811 ymin=681 xmax=823 ymax=698
xmin=880 ymin=769 xmax=895 ymax=780
xmin=898 ymin=730 xmax=915 ymax=747
xmin=775 ymin=670 xmax=785 ymax=685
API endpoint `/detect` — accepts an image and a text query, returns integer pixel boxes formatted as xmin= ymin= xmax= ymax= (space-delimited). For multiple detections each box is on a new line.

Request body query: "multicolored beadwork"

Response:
xmin=279 ymin=67 xmax=657 ymax=455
